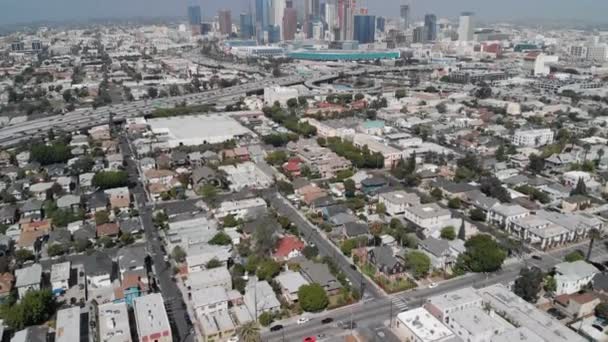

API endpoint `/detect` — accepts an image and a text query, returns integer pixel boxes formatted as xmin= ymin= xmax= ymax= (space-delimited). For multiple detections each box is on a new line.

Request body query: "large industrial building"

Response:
xmin=147 ymin=114 xmax=253 ymax=148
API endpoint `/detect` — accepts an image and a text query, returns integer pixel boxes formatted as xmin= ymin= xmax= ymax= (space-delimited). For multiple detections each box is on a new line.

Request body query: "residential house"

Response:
xmin=11 ymin=326 xmax=49 ymax=342
xmin=434 ymin=181 xmax=477 ymax=200
xmin=343 ymin=222 xmax=371 ymax=239
xmin=191 ymin=166 xmax=220 ymax=188
xmin=56 ymin=194 xmax=81 ymax=212
xmin=378 ymin=190 xmax=420 ymax=216
xmin=15 ymin=263 xmax=42 ymax=298
xmin=171 ymin=151 xmax=188 ymax=167
xmin=18 ymin=220 xmax=51 ymax=251
xmin=144 ymin=169 xmax=176 ymax=185
xmin=96 ymin=222 xmax=120 ymax=238
xmin=243 ymin=280 xmax=281 ymax=318
xmin=133 ymin=293 xmax=172 ymax=342
xmin=185 ymin=267 xmax=232 ymax=292
xmin=488 ymin=204 xmax=530 ymax=229
xmin=299 ymin=260 xmax=341 ymax=295
xmin=81 ymin=251 xmax=114 ymax=290
xmin=118 ymin=217 xmax=142 ymax=235
xmin=562 ymin=195 xmax=592 ymax=213
xmin=553 ymin=260 xmax=600 ymax=295
xmin=55 ymin=307 xmax=81 ymax=342
xmin=361 ymin=177 xmax=388 ymax=194
xmin=78 ymin=172 xmax=95 ymax=193
xmin=98 ymin=302 xmax=132 ymax=342
xmin=116 ymin=245 xmax=148 ymax=280
xmin=403 ymin=204 xmax=452 ymax=233
xmin=51 ymin=261 xmax=71 ymax=295
xmin=86 ymin=192 xmax=108 ymax=213
xmin=419 ymin=237 xmax=465 ymax=271
xmin=29 ymin=182 xmax=55 ymax=200
xmin=139 ymin=157 xmax=156 ymax=171
xmin=215 ymin=198 xmax=267 ymax=220
xmin=55 ymin=176 xmax=74 ymax=193
xmin=273 ymin=235 xmax=305 ymax=261
xmin=192 ymin=286 xmax=230 ymax=317
xmin=275 ymin=271 xmax=310 ymax=303
xmin=20 ymin=199 xmax=44 ymax=220
xmin=106 ymin=153 xmax=124 ymax=170
xmin=424 ymin=287 xmax=483 ymax=323
xmin=0 ymin=205 xmax=17 ymax=224
xmin=368 ymin=246 xmax=406 ymax=276
xmin=554 ymin=293 xmax=601 ymax=319
xmin=104 ymin=187 xmax=131 ymax=211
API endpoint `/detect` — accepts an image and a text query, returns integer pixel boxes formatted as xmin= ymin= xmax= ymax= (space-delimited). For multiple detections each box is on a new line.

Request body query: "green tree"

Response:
xmin=513 ymin=267 xmax=543 ymax=303
xmin=544 ymin=275 xmax=557 ymax=293
xmin=298 ymin=283 xmax=329 ymax=312
xmin=344 ymin=179 xmax=356 ymax=198
xmin=119 ymin=233 xmax=135 ymax=245
xmin=459 ymin=234 xmax=506 ymax=273
xmin=258 ymin=311 xmax=274 ymax=327
xmin=470 ymin=208 xmax=486 ymax=221
xmin=277 ymin=180 xmax=294 ymax=195
xmin=458 ymin=219 xmax=467 ymax=240
xmin=527 ymin=154 xmax=545 ymax=174
xmin=237 ymin=321 xmax=261 ymax=342
xmin=571 ymin=178 xmax=588 ymax=196
xmin=30 ymin=143 xmax=71 ymax=165
xmin=564 ymin=250 xmax=584 ymax=262
xmin=47 ymin=243 xmax=67 ymax=256
xmin=256 ymin=259 xmax=281 ymax=281
xmin=266 ymin=151 xmax=288 ymax=165
xmin=206 ymin=258 xmax=223 ymax=268
xmin=14 ymin=249 xmax=34 ymax=263
xmin=172 ymin=246 xmax=187 ymax=262
xmin=405 ymin=250 xmax=431 ymax=279
xmin=92 ymin=171 xmax=129 ymax=189
xmin=223 ymin=214 xmax=239 ymax=228
xmin=1 ymin=289 xmax=56 ymax=330
xmin=95 ymin=210 xmax=110 ymax=225
xmin=302 ymin=245 xmax=319 ymax=259
xmin=440 ymin=226 xmax=456 ymax=240
xmin=595 ymin=303 xmax=608 ymax=320
xmin=430 ymin=188 xmax=443 ymax=201
xmin=447 ymin=197 xmax=461 ymax=209
xmin=209 ymin=232 xmax=232 ymax=245
xmin=376 ymin=202 xmax=386 ymax=217
xmin=201 ymin=184 xmax=218 ymax=202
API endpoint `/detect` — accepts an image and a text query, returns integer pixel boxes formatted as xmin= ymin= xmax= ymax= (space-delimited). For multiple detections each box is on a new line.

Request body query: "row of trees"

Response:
xmin=325 ymin=137 xmax=384 ymax=169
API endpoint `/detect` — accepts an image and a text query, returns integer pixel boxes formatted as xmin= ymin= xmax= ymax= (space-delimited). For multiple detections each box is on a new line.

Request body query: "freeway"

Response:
xmin=262 ymin=237 xmax=608 ymax=342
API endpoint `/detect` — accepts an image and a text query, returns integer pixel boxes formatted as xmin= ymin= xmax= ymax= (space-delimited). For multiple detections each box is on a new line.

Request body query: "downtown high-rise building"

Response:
xmin=325 ymin=2 xmax=337 ymax=38
xmin=255 ymin=0 xmax=270 ymax=29
xmin=240 ymin=13 xmax=255 ymax=39
xmin=187 ymin=4 xmax=202 ymax=35
xmin=400 ymin=4 xmax=410 ymax=30
xmin=312 ymin=0 xmax=321 ymax=19
xmin=458 ymin=12 xmax=475 ymax=42
xmin=218 ymin=10 xmax=232 ymax=35
xmin=271 ymin=0 xmax=286 ymax=30
xmin=282 ymin=7 xmax=297 ymax=40
xmin=339 ymin=0 xmax=354 ymax=41
xmin=354 ymin=14 xmax=375 ymax=44
xmin=424 ymin=14 xmax=437 ymax=41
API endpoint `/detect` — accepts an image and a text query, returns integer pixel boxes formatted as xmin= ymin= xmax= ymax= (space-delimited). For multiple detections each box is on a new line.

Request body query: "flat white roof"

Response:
xmin=98 ymin=302 xmax=132 ymax=342
xmin=148 ymin=114 xmax=252 ymax=146
xmin=397 ymin=307 xmax=454 ymax=342
xmin=51 ymin=261 xmax=71 ymax=283
xmin=56 ymin=307 xmax=81 ymax=342
xmin=133 ymin=293 xmax=171 ymax=338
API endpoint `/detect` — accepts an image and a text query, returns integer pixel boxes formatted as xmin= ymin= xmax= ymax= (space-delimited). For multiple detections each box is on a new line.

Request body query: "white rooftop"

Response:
xmin=98 ymin=302 xmax=132 ymax=342
xmin=51 ymin=261 xmax=71 ymax=283
xmin=397 ymin=307 xmax=454 ymax=342
xmin=55 ymin=307 xmax=81 ymax=342
xmin=133 ymin=293 xmax=171 ymax=339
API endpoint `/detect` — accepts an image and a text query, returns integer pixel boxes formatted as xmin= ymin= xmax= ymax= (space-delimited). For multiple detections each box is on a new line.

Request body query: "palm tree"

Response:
xmin=237 ymin=321 xmax=261 ymax=342
xmin=583 ymin=143 xmax=591 ymax=162
xmin=586 ymin=228 xmax=601 ymax=262
xmin=598 ymin=148 xmax=605 ymax=163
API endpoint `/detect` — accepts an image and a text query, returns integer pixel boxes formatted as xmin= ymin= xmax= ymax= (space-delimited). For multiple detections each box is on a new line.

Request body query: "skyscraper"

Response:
xmin=354 ymin=14 xmax=375 ymax=44
xmin=424 ymin=14 xmax=437 ymax=41
xmin=240 ymin=13 xmax=255 ymax=39
xmin=255 ymin=0 xmax=270 ymax=29
xmin=283 ymin=7 xmax=297 ymax=40
xmin=218 ymin=10 xmax=232 ymax=35
xmin=376 ymin=16 xmax=386 ymax=33
xmin=340 ymin=0 xmax=354 ymax=41
xmin=325 ymin=3 xmax=337 ymax=36
xmin=413 ymin=26 xmax=427 ymax=44
xmin=271 ymin=0 xmax=286 ymax=33
xmin=187 ymin=4 xmax=202 ymax=35
xmin=267 ymin=25 xmax=281 ymax=43
xmin=312 ymin=0 xmax=321 ymax=19
xmin=458 ymin=12 xmax=475 ymax=42
xmin=400 ymin=4 xmax=410 ymax=30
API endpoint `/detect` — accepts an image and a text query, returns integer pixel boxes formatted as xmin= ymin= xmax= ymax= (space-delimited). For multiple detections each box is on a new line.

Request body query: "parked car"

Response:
xmin=270 ymin=325 xmax=284 ymax=332
xmin=297 ymin=316 xmax=310 ymax=325
xmin=321 ymin=317 xmax=334 ymax=324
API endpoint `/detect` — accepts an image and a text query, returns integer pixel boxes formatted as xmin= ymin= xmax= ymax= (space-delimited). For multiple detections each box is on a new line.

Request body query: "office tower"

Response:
xmin=218 ymin=10 xmax=232 ymax=35
xmin=340 ymin=0 xmax=354 ymax=40
xmin=354 ymin=15 xmax=375 ymax=44
xmin=413 ymin=26 xmax=427 ymax=43
xmin=267 ymin=25 xmax=281 ymax=43
xmin=325 ymin=3 xmax=336 ymax=33
xmin=187 ymin=4 xmax=202 ymax=35
xmin=400 ymin=4 xmax=410 ymax=30
xmin=312 ymin=0 xmax=321 ymax=19
xmin=376 ymin=17 xmax=386 ymax=33
xmin=286 ymin=0 xmax=293 ymax=8
xmin=255 ymin=0 xmax=270 ymax=29
xmin=458 ymin=12 xmax=474 ymax=42
xmin=424 ymin=14 xmax=437 ymax=41
xmin=271 ymin=0 xmax=286 ymax=33
xmin=283 ymin=8 xmax=297 ymax=40
xmin=240 ymin=13 xmax=255 ymax=39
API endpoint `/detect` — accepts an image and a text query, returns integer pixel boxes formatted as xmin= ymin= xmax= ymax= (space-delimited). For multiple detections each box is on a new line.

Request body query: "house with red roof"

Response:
xmin=273 ymin=235 xmax=305 ymax=261
xmin=282 ymin=158 xmax=303 ymax=178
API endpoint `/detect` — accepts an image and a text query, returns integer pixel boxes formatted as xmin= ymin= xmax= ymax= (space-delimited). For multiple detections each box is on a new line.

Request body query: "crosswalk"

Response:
xmin=391 ymin=298 xmax=411 ymax=313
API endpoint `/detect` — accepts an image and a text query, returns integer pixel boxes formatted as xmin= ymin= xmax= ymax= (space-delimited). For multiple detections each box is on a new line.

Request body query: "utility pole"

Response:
xmin=389 ymin=299 xmax=393 ymax=328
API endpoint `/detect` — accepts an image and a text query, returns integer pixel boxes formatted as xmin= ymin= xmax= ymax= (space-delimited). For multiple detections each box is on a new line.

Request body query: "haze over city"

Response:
xmin=2 ymin=1 xmax=608 ymax=342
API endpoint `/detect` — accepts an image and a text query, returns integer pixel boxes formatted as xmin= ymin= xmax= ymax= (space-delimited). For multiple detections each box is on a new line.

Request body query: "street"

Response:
xmin=121 ymin=136 xmax=195 ymax=342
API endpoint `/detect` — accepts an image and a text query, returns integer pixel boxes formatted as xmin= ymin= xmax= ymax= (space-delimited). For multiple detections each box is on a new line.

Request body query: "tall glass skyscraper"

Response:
xmin=424 ymin=14 xmax=437 ymax=41
xmin=240 ymin=13 xmax=255 ymax=39
xmin=255 ymin=0 xmax=270 ymax=29
xmin=354 ymin=15 xmax=376 ymax=44
xmin=187 ymin=5 xmax=202 ymax=26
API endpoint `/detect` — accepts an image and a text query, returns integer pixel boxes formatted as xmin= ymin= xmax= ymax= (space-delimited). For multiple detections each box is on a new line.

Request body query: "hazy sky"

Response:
xmin=1 ymin=0 xmax=607 ymax=26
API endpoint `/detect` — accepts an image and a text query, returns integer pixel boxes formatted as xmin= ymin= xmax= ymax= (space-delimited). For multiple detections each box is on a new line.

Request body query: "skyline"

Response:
xmin=2 ymin=0 xmax=608 ymax=27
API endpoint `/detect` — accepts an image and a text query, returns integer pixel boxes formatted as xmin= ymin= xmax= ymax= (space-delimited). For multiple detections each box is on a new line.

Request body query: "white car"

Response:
xmin=428 ymin=282 xmax=438 ymax=289
xmin=297 ymin=316 xmax=310 ymax=325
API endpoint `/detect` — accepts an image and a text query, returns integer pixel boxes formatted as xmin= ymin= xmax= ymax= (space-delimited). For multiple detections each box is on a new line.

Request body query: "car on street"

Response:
xmin=297 ymin=316 xmax=310 ymax=325
xmin=270 ymin=324 xmax=284 ymax=332
xmin=547 ymin=308 xmax=566 ymax=320
xmin=532 ymin=255 xmax=542 ymax=260
xmin=337 ymin=321 xmax=357 ymax=329
xmin=321 ymin=317 xmax=333 ymax=324
xmin=303 ymin=337 xmax=317 ymax=342
xmin=428 ymin=282 xmax=438 ymax=288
